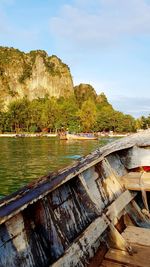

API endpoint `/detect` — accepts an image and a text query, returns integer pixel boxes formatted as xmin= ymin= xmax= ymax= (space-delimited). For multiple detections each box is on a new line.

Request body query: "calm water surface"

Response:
xmin=0 ymin=137 xmax=114 ymax=198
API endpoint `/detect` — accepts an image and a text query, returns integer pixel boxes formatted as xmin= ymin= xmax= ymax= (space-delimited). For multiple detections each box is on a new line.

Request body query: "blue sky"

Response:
xmin=0 ymin=0 xmax=150 ymax=118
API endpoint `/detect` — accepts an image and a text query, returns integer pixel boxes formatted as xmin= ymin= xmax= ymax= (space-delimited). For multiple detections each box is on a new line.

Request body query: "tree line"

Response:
xmin=0 ymin=88 xmax=149 ymax=133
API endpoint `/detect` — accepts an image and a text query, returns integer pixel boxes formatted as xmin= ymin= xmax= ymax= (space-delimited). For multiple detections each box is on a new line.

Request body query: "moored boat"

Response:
xmin=66 ymin=133 xmax=98 ymax=140
xmin=1 ymin=130 xmax=150 ymax=266
xmin=44 ymin=133 xmax=57 ymax=137
xmin=60 ymin=132 xmax=98 ymax=140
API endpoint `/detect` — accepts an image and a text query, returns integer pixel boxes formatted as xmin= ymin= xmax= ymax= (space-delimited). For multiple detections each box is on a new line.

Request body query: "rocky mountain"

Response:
xmin=0 ymin=47 xmax=74 ymax=106
xmin=74 ymin=83 xmax=111 ymax=108
xmin=74 ymin=83 xmax=97 ymax=107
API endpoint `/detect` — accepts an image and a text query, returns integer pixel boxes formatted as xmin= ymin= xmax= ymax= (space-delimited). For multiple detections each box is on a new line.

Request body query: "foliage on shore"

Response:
xmin=0 ymin=84 xmax=138 ymax=133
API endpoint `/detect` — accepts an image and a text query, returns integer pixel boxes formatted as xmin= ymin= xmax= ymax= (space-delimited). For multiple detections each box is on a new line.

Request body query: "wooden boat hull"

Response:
xmin=66 ymin=133 xmax=98 ymax=140
xmin=1 ymin=130 xmax=150 ymax=266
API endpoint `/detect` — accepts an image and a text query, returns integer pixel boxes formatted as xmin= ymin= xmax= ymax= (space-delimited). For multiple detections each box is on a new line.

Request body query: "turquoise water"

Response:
xmin=0 ymin=137 xmax=113 ymax=198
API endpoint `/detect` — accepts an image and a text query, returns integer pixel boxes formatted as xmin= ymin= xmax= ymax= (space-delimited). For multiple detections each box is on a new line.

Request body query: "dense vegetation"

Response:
xmin=0 ymin=83 xmax=140 ymax=133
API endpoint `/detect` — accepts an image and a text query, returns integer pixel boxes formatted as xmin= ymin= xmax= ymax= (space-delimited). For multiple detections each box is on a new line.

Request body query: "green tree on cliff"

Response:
xmin=7 ymin=98 xmax=30 ymax=132
xmin=78 ymin=99 xmax=97 ymax=132
xmin=29 ymin=99 xmax=44 ymax=132
xmin=56 ymin=96 xmax=79 ymax=131
xmin=41 ymin=97 xmax=59 ymax=131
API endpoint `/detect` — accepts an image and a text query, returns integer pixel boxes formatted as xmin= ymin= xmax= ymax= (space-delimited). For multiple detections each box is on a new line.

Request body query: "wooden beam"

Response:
xmin=122 ymin=226 xmax=150 ymax=247
xmin=106 ymin=190 xmax=136 ymax=223
xmin=88 ymin=243 xmax=108 ymax=267
xmin=105 ymin=245 xmax=150 ymax=267
xmin=103 ymin=158 xmax=123 ymax=188
xmin=108 ymin=223 xmax=133 ymax=253
xmin=101 ymin=260 xmax=129 ymax=267
xmin=103 ymin=159 xmax=123 ymax=196
xmin=121 ymin=172 xmax=150 ymax=191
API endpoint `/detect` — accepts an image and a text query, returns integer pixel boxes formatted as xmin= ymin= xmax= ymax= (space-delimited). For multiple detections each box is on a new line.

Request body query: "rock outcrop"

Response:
xmin=0 ymin=47 xmax=74 ymax=106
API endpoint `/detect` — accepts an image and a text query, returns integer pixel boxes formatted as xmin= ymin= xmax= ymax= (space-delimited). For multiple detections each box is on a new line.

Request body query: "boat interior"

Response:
xmin=89 ymin=146 xmax=150 ymax=267
xmin=1 ymin=134 xmax=150 ymax=267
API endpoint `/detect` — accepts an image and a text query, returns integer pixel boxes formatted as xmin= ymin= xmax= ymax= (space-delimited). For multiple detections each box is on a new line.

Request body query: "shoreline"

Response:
xmin=0 ymin=133 xmax=58 ymax=138
xmin=0 ymin=132 xmax=129 ymax=138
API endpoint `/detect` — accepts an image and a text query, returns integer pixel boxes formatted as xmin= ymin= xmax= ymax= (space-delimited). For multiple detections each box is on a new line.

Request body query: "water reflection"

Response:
xmin=0 ymin=137 xmax=112 ymax=197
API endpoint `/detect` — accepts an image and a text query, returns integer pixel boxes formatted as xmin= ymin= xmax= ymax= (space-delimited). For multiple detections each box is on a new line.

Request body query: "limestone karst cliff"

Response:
xmin=0 ymin=47 xmax=74 ymax=106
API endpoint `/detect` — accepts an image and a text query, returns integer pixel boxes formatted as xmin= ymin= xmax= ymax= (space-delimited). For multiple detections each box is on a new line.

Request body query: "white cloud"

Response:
xmin=50 ymin=0 xmax=150 ymax=48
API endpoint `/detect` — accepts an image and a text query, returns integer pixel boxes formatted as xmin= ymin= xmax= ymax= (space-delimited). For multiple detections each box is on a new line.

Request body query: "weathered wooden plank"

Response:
xmin=100 ymin=159 xmax=123 ymax=202
xmin=0 ymin=187 xmax=136 ymax=266
xmin=0 ymin=213 xmax=38 ymax=267
xmin=50 ymin=215 xmax=109 ymax=267
xmin=106 ymin=190 xmax=136 ymax=223
xmin=121 ymin=172 xmax=150 ymax=191
xmin=105 ymin=245 xmax=150 ymax=267
xmin=50 ymin=188 xmax=137 ymax=267
xmin=101 ymin=260 xmax=129 ymax=267
xmin=97 ymin=158 xmax=124 ymax=209
xmin=128 ymin=170 xmax=150 ymax=213
xmin=122 ymin=226 xmax=150 ymax=247
xmin=0 ymin=179 xmax=104 ymax=267
xmin=79 ymin=168 xmax=104 ymax=209
xmin=5 ymin=213 xmax=27 ymax=252
xmin=102 ymin=177 xmax=119 ymax=203
xmin=78 ymin=173 xmax=103 ymax=212
xmin=88 ymin=243 xmax=108 ymax=267
xmin=106 ymin=153 xmax=127 ymax=180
